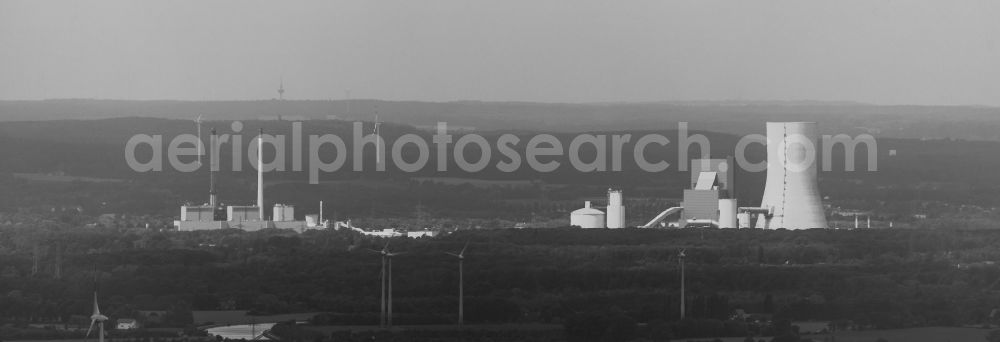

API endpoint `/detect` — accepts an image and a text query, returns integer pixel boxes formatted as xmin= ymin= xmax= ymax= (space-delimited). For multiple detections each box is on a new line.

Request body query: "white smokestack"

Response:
xmin=258 ymin=128 xmax=265 ymax=221
xmin=606 ymin=189 xmax=625 ymax=228
xmin=757 ymin=122 xmax=828 ymax=229
xmin=209 ymin=128 xmax=218 ymax=208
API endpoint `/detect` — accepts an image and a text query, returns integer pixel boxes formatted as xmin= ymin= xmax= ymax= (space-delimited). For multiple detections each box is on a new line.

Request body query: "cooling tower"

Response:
xmin=606 ymin=189 xmax=625 ymax=228
xmin=756 ymin=122 xmax=828 ymax=229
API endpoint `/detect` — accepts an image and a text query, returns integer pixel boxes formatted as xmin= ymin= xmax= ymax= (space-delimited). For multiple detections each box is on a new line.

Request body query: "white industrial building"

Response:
xmin=570 ymin=201 xmax=606 ymax=228
xmin=642 ymin=122 xmax=828 ymax=229
xmin=567 ymin=190 xmax=626 ymax=229
xmin=606 ymin=189 xmax=626 ymax=228
xmin=643 ymin=157 xmax=737 ymax=228
xmin=175 ymin=129 xmax=318 ymax=232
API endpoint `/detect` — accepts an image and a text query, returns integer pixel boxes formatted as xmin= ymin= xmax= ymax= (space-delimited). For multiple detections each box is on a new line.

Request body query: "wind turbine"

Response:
xmin=278 ymin=77 xmax=285 ymax=100
xmin=373 ymin=113 xmax=382 ymax=165
xmin=86 ymin=271 xmax=108 ymax=342
xmin=369 ymin=240 xmax=404 ymax=328
xmin=445 ymin=240 xmax=470 ymax=325
xmin=369 ymin=241 xmax=388 ymax=328
xmin=86 ymin=293 xmax=108 ymax=342
xmin=678 ymin=248 xmax=686 ymax=319
xmin=386 ymin=247 xmax=403 ymax=328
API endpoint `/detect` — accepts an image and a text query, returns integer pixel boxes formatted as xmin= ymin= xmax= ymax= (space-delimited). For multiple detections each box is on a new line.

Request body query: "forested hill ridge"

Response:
xmin=0 ymin=117 xmax=999 ymax=226
xmin=3 ymin=99 xmax=1000 ymax=141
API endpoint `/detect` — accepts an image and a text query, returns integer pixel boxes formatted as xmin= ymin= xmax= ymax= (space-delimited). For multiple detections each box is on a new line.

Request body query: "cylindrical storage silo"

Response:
xmin=737 ymin=212 xmax=751 ymax=229
xmin=571 ymin=201 xmax=606 ymax=228
xmin=606 ymin=189 xmax=625 ymax=228
xmin=756 ymin=122 xmax=828 ymax=229
xmin=273 ymin=204 xmax=286 ymax=221
xmin=718 ymin=199 xmax=738 ymax=228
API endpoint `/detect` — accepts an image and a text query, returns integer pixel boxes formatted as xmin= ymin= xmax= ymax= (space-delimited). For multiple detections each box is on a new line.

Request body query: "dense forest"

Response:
xmin=3 ymin=226 xmax=1000 ymax=340
xmin=3 ymin=113 xmax=1000 ymax=340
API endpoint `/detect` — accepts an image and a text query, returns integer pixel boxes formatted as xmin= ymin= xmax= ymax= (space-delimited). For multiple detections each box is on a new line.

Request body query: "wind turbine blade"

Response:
xmin=460 ymin=240 xmax=470 ymax=255
xmin=387 ymin=251 xmax=405 ymax=257
xmin=92 ymin=292 xmax=100 ymax=315
xmin=86 ymin=320 xmax=96 ymax=338
xmin=365 ymin=248 xmax=381 ymax=254
xmin=444 ymin=252 xmax=461 ymax=258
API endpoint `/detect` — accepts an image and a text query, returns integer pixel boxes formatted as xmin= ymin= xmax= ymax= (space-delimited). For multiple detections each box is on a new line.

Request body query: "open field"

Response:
xmin=301 ymin=325 xmax=994 ymax=342
xmin=304 ymin=323 xmax=563 ymax=333
xmin=811 ymin=327 xmax=990 ymax=342
xmin=192 ymin=310 xmax=324 ymax=326
xmin=691 ymin=327 xmax=991 ymax=342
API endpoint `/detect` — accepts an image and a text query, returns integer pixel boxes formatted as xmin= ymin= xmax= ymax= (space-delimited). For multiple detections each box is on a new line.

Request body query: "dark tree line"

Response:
xmin=2 ymin=226 xmax=1000 ymax=339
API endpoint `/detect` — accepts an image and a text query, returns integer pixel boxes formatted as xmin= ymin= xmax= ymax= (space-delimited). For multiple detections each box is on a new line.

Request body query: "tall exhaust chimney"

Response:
xmin=209 ymin=128 xmax=218 ymax=208
xmin=258 ymin=128 xmax=265 ymax=221
xmin=756 ymin=122 xmax=828 ymax=229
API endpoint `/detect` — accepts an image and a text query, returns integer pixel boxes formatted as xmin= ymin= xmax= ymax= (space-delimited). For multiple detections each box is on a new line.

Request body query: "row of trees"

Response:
xmin=2 ymin=226 xmax=1000 ymax=335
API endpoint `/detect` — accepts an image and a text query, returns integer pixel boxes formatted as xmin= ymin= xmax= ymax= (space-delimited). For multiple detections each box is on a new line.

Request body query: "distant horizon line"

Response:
xmin=2 ymin=98 xmax=998 ymax=108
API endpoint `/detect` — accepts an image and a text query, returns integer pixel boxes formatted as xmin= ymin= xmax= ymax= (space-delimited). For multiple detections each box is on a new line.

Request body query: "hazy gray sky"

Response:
xmin=1 ymin=1 xmax=998 ymax=105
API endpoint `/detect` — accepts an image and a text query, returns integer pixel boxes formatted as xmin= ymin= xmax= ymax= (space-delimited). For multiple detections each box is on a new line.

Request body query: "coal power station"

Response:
xmin=174 ymin=128 xmax=316 ymax=231
xmin=639 ymin=121 xmax=829 ymax=229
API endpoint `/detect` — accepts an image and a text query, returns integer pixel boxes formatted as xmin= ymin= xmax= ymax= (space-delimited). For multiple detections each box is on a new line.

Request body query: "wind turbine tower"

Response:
xmin=86 ymin=293 xmax=108 ymax=342
xmin=679 ymin=249 xmax=686 ymax=319
xmin=387 ymin=248 xmax=402 ymax=327
xmin=86 ymin=271 xmax=108 ymax=342
xmin=378 ymin=245 xmax=387 ymax=327
xmin=370 ymin=241 xmax=403 ymax=328
xmin=278 ymin=78 xmax=285 ymax=100
xmin=374 ymin=114 xmax=382 ymax=165
xmin=446 ymin=241 xmax=470 ymax=325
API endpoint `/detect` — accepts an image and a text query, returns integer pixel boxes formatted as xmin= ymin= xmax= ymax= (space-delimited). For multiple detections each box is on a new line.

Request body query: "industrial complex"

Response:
xmin=177 ymin=121 xmax=830 ymax=232
xmin=574 ymin=121 xmax=829 ymax=230
xmin=174 ymin=128 xmax=317 ymax=231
